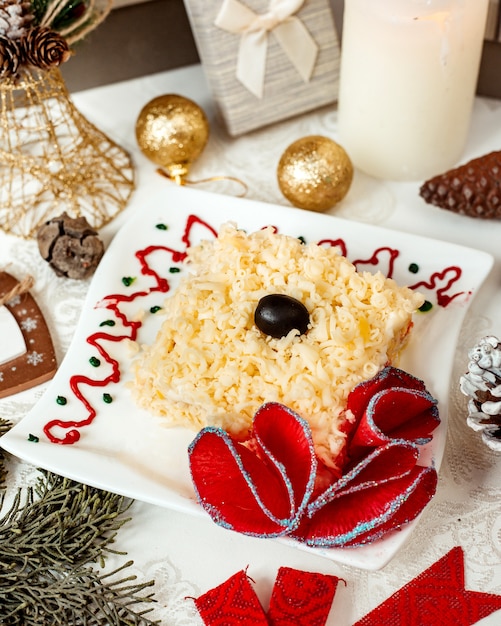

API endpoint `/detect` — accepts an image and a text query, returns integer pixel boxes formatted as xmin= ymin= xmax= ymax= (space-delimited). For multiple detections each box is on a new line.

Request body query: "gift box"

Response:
xmin=183 ymin=0 xmax=341 ymax=136
xmin=477 ymin=0 xmax=501 ymax=99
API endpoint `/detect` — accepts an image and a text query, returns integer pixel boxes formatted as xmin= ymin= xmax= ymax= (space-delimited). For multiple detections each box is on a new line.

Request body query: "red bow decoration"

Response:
xmin=354 ymin=546 xmax=501 ymax=626
xmin=194 ymin=566 xmax=341 ymax=626
xmin=189 ymin=367 xmax=439 ymax=548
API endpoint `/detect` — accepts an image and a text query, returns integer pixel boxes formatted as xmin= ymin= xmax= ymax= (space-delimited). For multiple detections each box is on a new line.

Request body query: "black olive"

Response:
xmin=254 ymin=294 xmax=310 ymax=339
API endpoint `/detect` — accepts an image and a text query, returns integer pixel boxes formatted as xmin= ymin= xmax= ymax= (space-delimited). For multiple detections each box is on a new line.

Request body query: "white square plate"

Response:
xmin=0 ymin=186 xmax=493 ymax=570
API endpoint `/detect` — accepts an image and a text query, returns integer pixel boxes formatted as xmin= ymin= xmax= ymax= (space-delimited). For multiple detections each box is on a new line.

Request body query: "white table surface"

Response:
xmin=1 ymin=63 xmax=501 ymax=624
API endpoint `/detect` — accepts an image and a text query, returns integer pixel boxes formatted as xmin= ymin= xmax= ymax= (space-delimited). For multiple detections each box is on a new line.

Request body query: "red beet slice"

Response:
xmin=189 ymin=403 xmax=317 ymax=537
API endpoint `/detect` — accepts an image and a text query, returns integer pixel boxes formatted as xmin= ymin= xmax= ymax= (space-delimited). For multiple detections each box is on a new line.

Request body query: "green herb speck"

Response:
xmin=408 ymin=263 xmax=419 ymax=274
xmin=150 ymin=305 xmax=162 ymax=314
xmin=419 ymin=300 xmax=433 ymax=313
xmin=89 ymin=356 xmax=101 ymax=367
xmin=103 ymin=393 xmax=113 ymax=404
xmin=99 ymin=319 xmax=116 ymax=327
xmin=56 ymin=395 xmax=67 ymax=406
xmin=169 ymin=267 xmax=181 ymax=274
xmin=122 ymin=276 xmax=135 ymax=287
xmin=28 ymin=433 xmax=39 ymax=442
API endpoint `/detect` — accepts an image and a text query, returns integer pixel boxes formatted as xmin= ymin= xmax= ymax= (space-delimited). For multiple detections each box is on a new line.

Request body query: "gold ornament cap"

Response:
xmin=135 ymin=94 xmax=209 ymax=181
xmin=277 ymin=135 xmax=353 ymax=212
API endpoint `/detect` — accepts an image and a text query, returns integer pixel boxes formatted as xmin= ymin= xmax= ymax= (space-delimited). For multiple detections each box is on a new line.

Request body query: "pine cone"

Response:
xmin=0 ymin=34 xmax=21 ymax=78
xmin=0 ymin=0 xmax=33 ymax=40
xmin=419 ymin=151 xmax=501 ymax=219
xmin=460 ymin=335 xmax=501 ymax=451
xmin=37 ymin=213 xmax=105 ymax=280
xmin=21 ymin=26 xmax=71 ymax=70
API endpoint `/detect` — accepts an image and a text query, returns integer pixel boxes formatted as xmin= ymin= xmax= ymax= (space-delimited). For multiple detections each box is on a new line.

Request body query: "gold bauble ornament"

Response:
xmin=135 ymin=94 xmax=209 ymax=183
xmin=277 ymin=135 xmax=353 ymax=212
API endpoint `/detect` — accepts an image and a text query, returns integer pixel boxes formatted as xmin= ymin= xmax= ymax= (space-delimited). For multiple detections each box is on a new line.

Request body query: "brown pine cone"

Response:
xmin=0 ymin=34 xmax=20 ymax=78
xmin=37 ymin=213 xmax=105 ymax=280
xmin=419 ymin=151 xmax=501 ymax=219
xmin=21 ymin=26 xmax=71 ymax=70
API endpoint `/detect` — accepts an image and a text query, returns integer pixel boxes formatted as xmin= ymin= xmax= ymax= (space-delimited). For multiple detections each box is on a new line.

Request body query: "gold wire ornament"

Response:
xmin=0 ymin=66 xmax=135 ymax=238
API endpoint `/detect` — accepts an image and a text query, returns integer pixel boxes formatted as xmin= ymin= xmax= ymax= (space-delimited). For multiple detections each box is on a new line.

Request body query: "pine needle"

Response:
xmin=30 ymin=0 xmax=112 ymax=44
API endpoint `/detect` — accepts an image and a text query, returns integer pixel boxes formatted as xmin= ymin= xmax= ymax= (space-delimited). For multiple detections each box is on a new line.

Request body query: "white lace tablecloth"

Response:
xmin=1 ymin=64 xmax=501 ymax=625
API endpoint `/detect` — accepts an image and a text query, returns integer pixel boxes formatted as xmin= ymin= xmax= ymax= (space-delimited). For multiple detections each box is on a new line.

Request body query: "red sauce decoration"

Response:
xmin=317 ymin=238 xmax=348 ymax=257
xmin=42 ymin=214 xmax=464 ymax=445
xmin=353 ymin=247 xmax=400 ymax=279
xmin=42 ymin=215 xmax=217 ymax=444
xmin=409 ymin=266 xmax=464 ymax=307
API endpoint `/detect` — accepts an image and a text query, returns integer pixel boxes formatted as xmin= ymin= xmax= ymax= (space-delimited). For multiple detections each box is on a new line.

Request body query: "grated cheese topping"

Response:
xmin=130 ymin=223 xmax=424 ymax=469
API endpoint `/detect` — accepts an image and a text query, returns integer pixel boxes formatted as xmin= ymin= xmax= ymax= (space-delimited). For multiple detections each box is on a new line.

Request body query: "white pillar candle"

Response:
xmin=337 ymin=0 xmax=489 ymax=181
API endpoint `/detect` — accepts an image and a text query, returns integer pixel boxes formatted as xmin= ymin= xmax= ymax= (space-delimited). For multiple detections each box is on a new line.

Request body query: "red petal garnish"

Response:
xmin=194 ymin=570 xmax=268 ymax=625
xmin=346 ymin=366 xmax=439 ymax=461
xmin=341 ymin=466 xmax=437 ymax=547
xmin=322 ymin=439 xmax=421 ymax=496
xmin=268 ymin=567 xmax=341 ymax=626
xmin=294 ymin=442 xmax=437 ymax=548
xmin=189 ymin=428 xmax=292 ymax=535
xmin=348 ymin=387 xmax=439 ymax=460
xmin=346 ymin=366 xmax=427 ymax=421
xmin=253 ymin=403 xmax=317 ymax=511
xmin=189 ymin=403 xmax=317 ymax=537
xmin=188 ymin=368 xmax=440 ymax=550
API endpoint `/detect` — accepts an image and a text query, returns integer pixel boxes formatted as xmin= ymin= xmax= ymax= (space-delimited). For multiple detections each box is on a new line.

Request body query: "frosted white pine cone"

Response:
xmin=460 ymin=335 xmax=501 ymax=451
xmin=0 ymin=0 xmax=33 ymax=40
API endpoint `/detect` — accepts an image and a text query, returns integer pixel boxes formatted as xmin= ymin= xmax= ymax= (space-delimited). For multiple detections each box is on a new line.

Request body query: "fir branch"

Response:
xmin=2 ymin=560 xmax=158 ymax=625
xmin=31 ymin=0 xmax=87 ymax=29
xmin=0 ymin=471 xmax=160 ymax=625
xmin=31 ymin=0 xmax=50 ymax=26
xmin=30 ymin=0 xmax=112 ymax=44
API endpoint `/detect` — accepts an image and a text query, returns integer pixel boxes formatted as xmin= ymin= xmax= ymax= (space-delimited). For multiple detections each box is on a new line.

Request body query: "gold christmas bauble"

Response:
xmin=135 ymin=94 xmax=209 ymax=181
xmin=277 ymin=135 xmax=353 ymax=212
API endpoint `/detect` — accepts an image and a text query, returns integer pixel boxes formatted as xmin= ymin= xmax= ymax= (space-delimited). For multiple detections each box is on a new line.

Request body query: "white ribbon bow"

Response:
xmin=215 ymin=0 xmax=318 ymax=99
